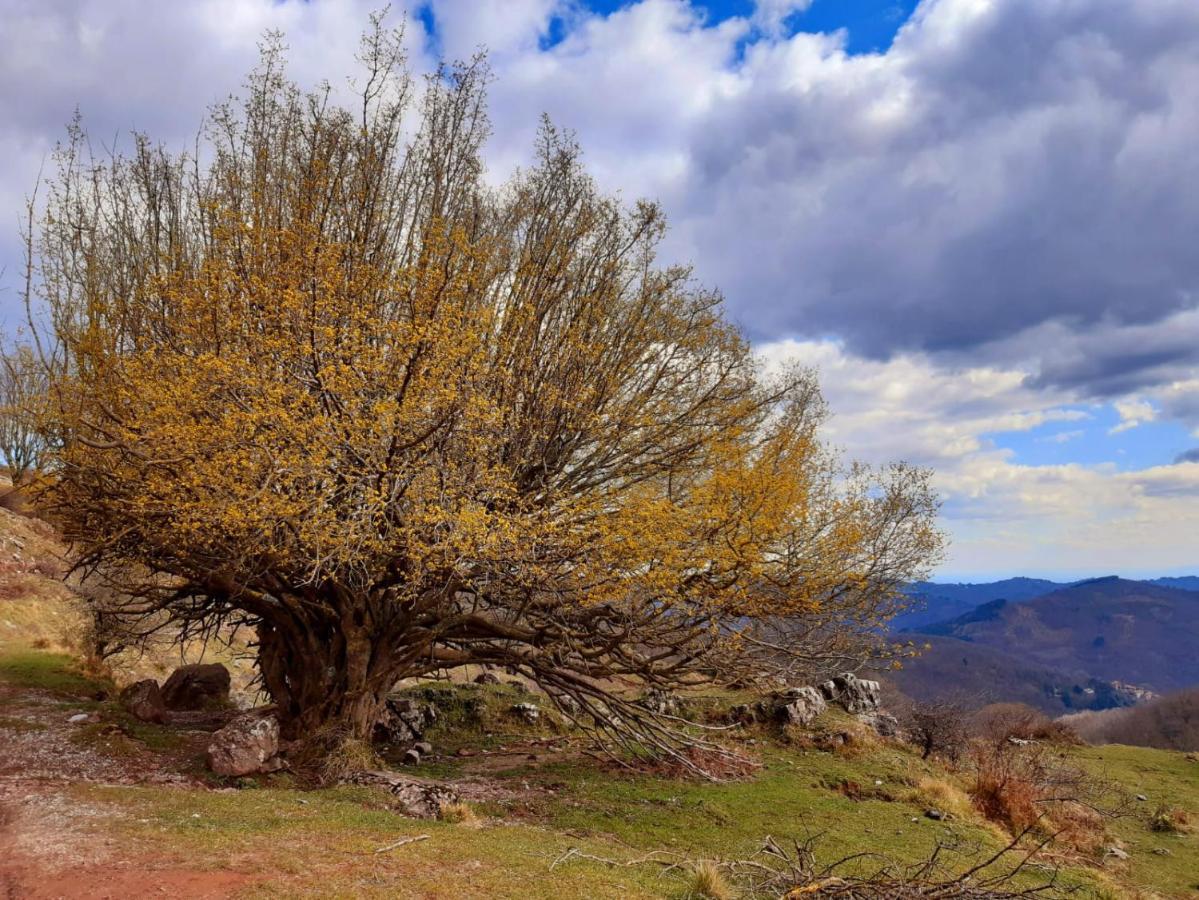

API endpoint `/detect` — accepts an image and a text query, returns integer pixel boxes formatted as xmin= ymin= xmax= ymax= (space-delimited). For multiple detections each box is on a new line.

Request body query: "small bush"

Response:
xmin=689 ymin=860 xmax=732 ymax=900
xmin=439 ymin=801 xmax=481 ymax=826
xmin=1148 ymin=804 xmax=1190 ymax=833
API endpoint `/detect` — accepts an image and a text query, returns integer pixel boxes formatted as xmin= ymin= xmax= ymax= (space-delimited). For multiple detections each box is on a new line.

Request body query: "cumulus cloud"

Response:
xmin=1110 ymin=398 xmax=1157 ymax=434
xmin=1175 ymin=448 xmax=1199 ymax=465
xmin=2 ymin=0 xmax=1198 ymax=576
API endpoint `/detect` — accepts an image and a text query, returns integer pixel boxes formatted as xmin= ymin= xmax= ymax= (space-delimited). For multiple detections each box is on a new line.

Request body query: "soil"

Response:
xmin=0 ymin=682 xmax=252 ymax=899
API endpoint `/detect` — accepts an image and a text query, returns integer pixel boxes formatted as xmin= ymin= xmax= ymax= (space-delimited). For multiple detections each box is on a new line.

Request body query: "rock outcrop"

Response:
xmin=773 ymin=686 xmax=827 ymax=726
xmin=206 ymin=714 xmax=282 ymax=776
xmin=819 ymin=673 xmax=882 ymax=714
xmin=342 ymin=770 xmax=459 ymax=818
xmin=373 ymin=697 xmax=438 ymax=745
xmin=120 ymin=679 xmax=167 ymax=724
xmin=161 ymin=663 xmax=231 ymax=711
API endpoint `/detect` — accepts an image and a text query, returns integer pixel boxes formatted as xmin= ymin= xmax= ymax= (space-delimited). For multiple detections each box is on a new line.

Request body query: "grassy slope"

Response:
xmin=7 ymin=645 xmax=1199 ymax=898
xmin=0 ymin=506 xmax=1195 ymax=898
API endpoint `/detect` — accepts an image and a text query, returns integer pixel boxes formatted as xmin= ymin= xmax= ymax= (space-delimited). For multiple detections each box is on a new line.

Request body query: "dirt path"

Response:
xmin=0 ymin=683 xmax=253 ymax=899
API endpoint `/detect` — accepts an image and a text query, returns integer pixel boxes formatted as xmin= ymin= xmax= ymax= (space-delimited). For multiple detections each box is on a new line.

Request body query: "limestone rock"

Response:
xmin=773 ymin=686 xmax=827 ymax=727
xmin=161 ymin=663 xmax=231 ymax=711
xmin=511 ymin=702 xmax=540 ymax=725
xmin=858 ymin=712 xmax=900 ymax=738
xmin=374 ymin=697 xmax=438 ymax=745
xmin=638 ymin=689 xmax=682 ymax=717
xmin=818 ymin=673 xmax=882 ymax=714
xmin=120 ymin=679 xmax=167 ymax=724
xmin=206 ymin=714 xmax=281 ymax=776
xmin=342 ymin=770 xmax=460 ymax=818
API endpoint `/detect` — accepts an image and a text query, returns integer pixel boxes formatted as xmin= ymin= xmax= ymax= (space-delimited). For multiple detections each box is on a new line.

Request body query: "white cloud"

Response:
xmin=1109 ymin=398 xmax=1157 ymax=434
xmin=2 ymin=0 xmax=1198 ymax=578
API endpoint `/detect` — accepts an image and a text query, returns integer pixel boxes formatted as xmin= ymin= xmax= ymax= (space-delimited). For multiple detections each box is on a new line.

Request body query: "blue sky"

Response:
xmin=2 ymin=0 xmax=1198 ymax=580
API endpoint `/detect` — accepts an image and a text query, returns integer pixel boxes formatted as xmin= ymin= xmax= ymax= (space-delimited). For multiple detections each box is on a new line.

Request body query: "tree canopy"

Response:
xmin=28 ymin=19 xmax=943 ymax=761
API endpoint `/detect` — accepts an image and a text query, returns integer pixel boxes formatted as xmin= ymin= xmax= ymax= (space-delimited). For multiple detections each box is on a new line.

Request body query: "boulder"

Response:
xmin=773 ymin=686 xmax=827 ymax=727
xmin=374 ymin=697 xmax=438 ymax=745
xmin=342 ymin=770 xmax=460 ymax=818
xmin=474 ymin=671 xmax=502 ymax=685
xmin=120 ymin=679 xmax=167 ymax=724
xmin=818 ymin=673 xmax=882 ymax=714
xmin=858 ymin=713 xmax=900 ymax=738
xmin=206 ymin=714 xmax=282 ymax=776
xmin=161 ymin=663 xmax=231 ymax=711
xmin=413 ymin=741 xmax=433 ymax=757
xmin=638 ymin=688 xmax=683 ymax=717
xmin=511 ymin=702 xmax=540 ymax=725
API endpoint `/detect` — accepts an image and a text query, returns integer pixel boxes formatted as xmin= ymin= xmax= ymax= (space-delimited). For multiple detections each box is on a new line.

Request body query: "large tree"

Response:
xmin=28 ymin=21 xmax=942 ymax=758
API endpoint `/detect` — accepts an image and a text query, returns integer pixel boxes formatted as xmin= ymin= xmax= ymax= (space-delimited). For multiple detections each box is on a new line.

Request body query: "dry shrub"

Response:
xmin=909 ymin=776 xmax=977 ymax=822
xmin=439 ymin=801 xmax=481 ymax=827
xmin=972 ymin=703 xmax=1079 ymax=747
xmin=637 ymin=745 xmax=760 ymax=780
xmin=292 ymin=728 xmax=381 ymax=785
xmin=1148 ymin=805 xmax=1190 ymax=833
xmin=689 ymin=860 xmax=733 ymax=900
xmin=968 ymin=741 xmax=1110 ymax=855
xmin=900 ymin=699 xmax=970 ymax=764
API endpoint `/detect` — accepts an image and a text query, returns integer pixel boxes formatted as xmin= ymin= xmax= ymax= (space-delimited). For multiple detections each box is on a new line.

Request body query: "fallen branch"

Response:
xmin=374 ymin=834 xmax=430 ymax=854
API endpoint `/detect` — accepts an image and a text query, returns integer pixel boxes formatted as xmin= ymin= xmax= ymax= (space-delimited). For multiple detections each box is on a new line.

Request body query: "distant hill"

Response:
xmin=1061 ymin=687 xmax=1199 ymax=751
xmin=884 ymin=633 xmax=1138 ymax=715
xmin=889 ymin=578 xmax=1199 ymax=711
xmin=1149 ymin=575 xmax=1199 ymax=592
xmin=891 ymin=577 xmax=1063 ymax=632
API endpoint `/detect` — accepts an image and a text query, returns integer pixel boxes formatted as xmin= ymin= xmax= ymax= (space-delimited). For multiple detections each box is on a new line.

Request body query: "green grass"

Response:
xmin=1072 ymin=744 xmax=1199 ymax=897
xmin=5 ymin=646 xmax=1197 ymax=898
xmin=78 ymin=782 xmax=671 ymax=899
xmin=0 ymin=645 xmax=110 ymax=696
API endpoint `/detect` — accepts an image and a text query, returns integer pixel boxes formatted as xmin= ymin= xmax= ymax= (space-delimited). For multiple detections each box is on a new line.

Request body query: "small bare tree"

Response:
xmin=0 ymin=342 xmax=47 ymax=485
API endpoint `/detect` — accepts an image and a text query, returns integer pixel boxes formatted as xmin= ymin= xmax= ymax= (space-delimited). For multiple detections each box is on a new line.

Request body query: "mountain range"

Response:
xmin=885 ymin=575 xmax=1199 ymax=714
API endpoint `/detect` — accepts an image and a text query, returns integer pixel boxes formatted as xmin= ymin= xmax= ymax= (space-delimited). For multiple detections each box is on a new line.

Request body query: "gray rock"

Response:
xmin=374 ymin=697 xmax=438 ymax=745
xmin=638 ymin=689 xmax=682 ymax=717
xmin=511 ymin=702 xmax=540 ymax=725
xmin=402 ymin=748 xmax=422 ymax=766
xmin=925 ymin=809 xmax=946 ymax=821
xmin=413 ymin=741 xmax=433 ymax=757
xmin=1105 ymin=846 xmax=1129 ymax=861
xmin=342 ymin=771 xmax=460 ymax=818
xmin=858 ymin=713 xmax=900 ymax=738
xmin=474 ymin=671 xmax=502 ymax=685
xmin=120 ymin=679 xmax=167 ymax=724
xmin=774 ymin=686 xmax=827 ymax=727
xmin=818 ymin=673 xmax=882 ymax=714
xmin=67 ymin=713 xmax=90 ymax=724
xmin=206 ymin=714 xmax=281 ymax=776
xmin=1135 ymin=794 xmax=1148 ymax=801
xmin=161 ymin=663 xmax=231 ymax=711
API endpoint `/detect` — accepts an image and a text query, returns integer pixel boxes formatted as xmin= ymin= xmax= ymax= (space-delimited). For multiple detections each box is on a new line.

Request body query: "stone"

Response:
xmin=818 ymin=673 xmax=882 ymax=714
xmin=638 ymin=689 xmax=682 ymax=717
xmin=374 ymin=697 xmax=438 ymax=745
xmin=1135 ymin=794 xmax=1148 ymax=801
xmin=511 ymin=702 xmax=540 ymax=724
xmin=206 ymin=714 xmax=281 ymax=777
xmin=773 ymin=686 xmax=827 ymax=727
xmin=413 ymin=741 xmax=433 ymax=757
xmin=67 ymin=713 xmax=90 ymax=724
xmin=925 ymin=809 xmax=946 ymax=821
xmin=342 ymin=771 xmax=460 ymax=819
xmin=161 ymin=663 xmax=231 ymax=711
xmin=858 ymin=713 xmax=900 ymax=738
xmin=402 ymin=748 xmax=422 ymax=766
xmin=120 ymin=679 xmax=167 ymax=724
xmin=474 ymin=671 xmax=501 ymax=685
xmin=1105 ymin=846 xmax=1129 ymax=861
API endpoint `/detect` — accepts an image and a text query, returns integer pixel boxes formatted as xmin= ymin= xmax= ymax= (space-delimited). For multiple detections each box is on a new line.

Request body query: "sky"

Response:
xmin=1 ymin=0 xmax=1198 ymax=581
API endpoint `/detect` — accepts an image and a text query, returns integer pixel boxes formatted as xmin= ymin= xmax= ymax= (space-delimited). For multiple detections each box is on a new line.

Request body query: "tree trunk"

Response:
xmin=257 ymin=617 xmax=393 ymax=743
